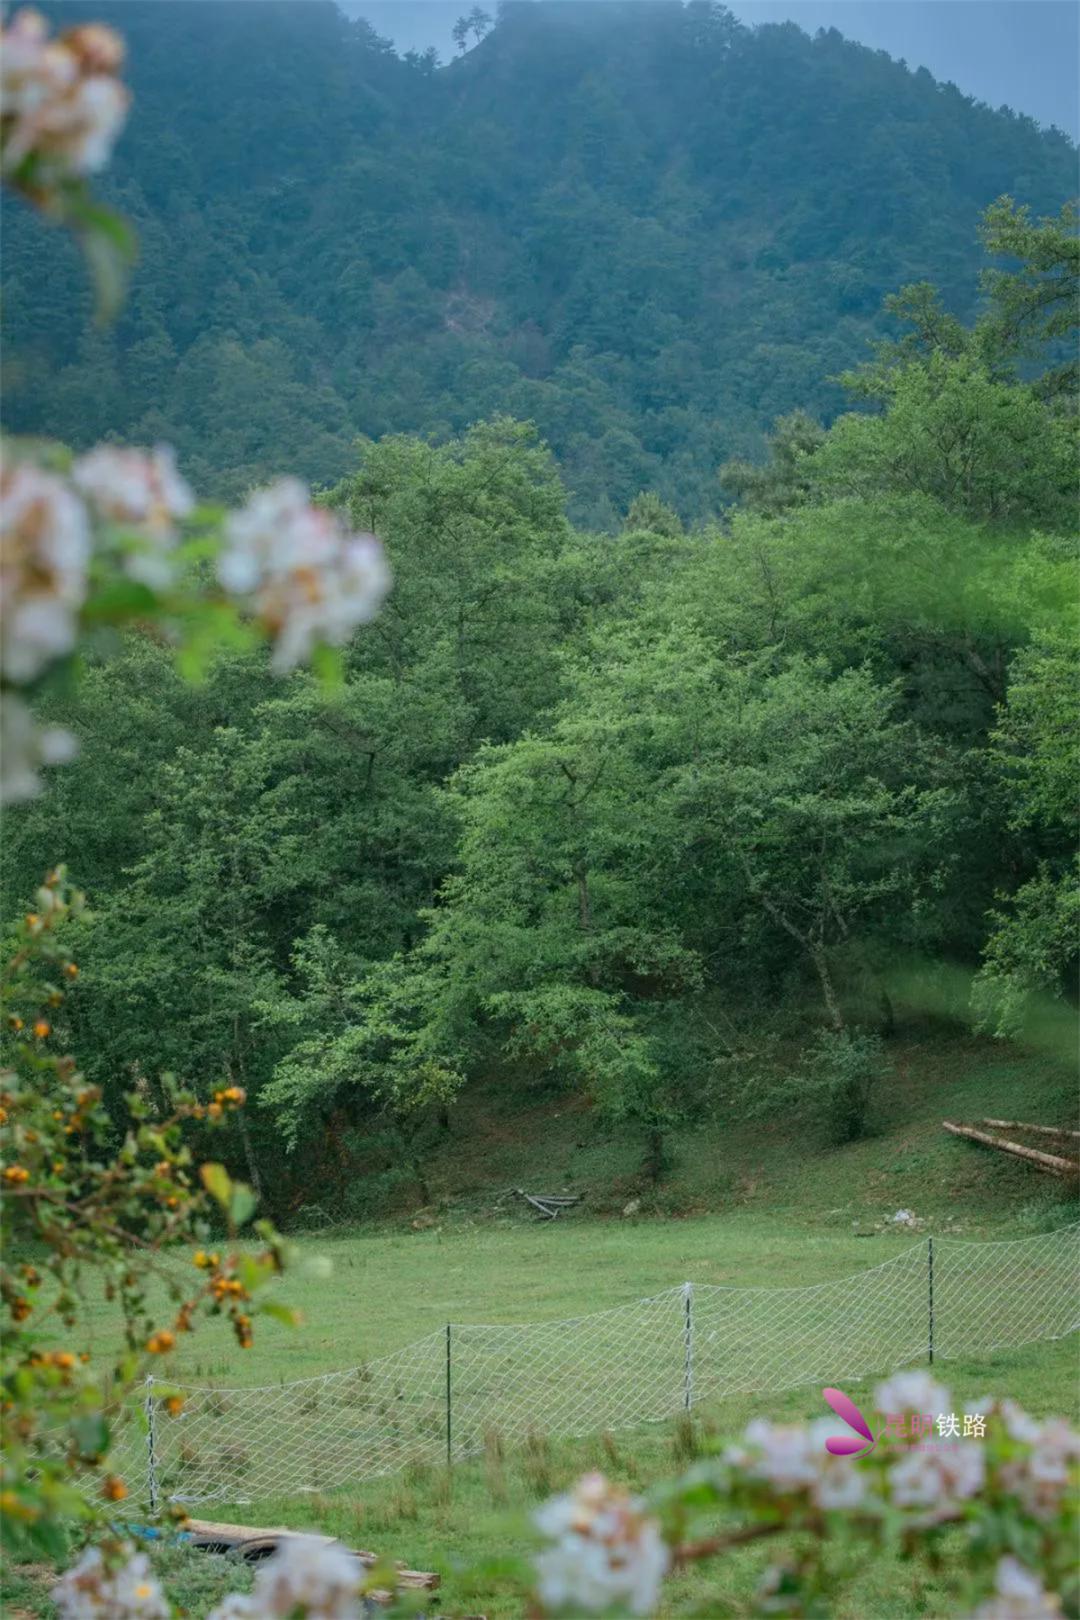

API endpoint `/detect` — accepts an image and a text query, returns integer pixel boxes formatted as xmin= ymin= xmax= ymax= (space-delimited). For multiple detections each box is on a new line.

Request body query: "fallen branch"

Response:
xmin=942 ymin=1121 xmax=1078 ymax=1178
xmin=979 ymin=1118 xmax=1080 ymax=1142
xmin=513 ymin=1188 xmax=581 ymax=1220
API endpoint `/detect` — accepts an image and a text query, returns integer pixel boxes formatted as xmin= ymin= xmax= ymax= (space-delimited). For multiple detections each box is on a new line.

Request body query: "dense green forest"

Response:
xmin=2 ymin=0 xmax=1075 ymax=525
xmin=5 ymin=144 xmax=1076 ymax=1217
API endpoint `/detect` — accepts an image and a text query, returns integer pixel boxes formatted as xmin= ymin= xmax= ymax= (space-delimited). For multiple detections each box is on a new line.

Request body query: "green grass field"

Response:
xmin=6 ymin=1030 xmax=1077 ymax=1617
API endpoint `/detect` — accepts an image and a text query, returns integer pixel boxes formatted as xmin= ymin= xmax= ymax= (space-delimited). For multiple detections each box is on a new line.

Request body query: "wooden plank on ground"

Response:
xmin=182 ymin=1519 xmax=438 ymax=1589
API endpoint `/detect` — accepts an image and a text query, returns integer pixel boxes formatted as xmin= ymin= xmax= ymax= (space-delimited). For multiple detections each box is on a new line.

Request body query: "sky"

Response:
xmin=341 ymin=0 xmax=1080 ymax=137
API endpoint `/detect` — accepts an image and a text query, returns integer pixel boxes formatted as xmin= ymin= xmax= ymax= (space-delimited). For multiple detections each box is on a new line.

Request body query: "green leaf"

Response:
xmin=71 ymin=1411 xmax=110 ymax=1461
xmin=311 ymin=641 xmax=345 ymax=691
xmin=259 ymin=1300 xmax=302 ymax=1327
xmin=60 ymin=189 xmax=138 ymax=324
xmin=199 ymin=1162 xmax=232 ymax=1209
xmin=228 ymin=1183 xmax=258 ymax=1228
xmin=82 ymin=579 xmax=159 ymax=624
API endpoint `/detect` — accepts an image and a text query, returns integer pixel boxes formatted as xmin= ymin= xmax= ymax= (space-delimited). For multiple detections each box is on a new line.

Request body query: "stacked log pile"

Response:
xmin=942 ymin=1118 xmax=1080 ymax=1178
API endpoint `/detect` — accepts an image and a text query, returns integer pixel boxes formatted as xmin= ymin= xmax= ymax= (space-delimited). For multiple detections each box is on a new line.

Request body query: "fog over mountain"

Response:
xmin=3 ymin=0 xmax=1075 ymax=524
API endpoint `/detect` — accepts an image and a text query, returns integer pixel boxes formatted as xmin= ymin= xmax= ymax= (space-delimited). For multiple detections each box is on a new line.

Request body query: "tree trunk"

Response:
xmin=235 ymin=1103 xmax=264 ymax=1204
xmin=810 ymin=944 xmax=845 ymax=1032
xmin=575 ymin=862 xmax=592 ymax=933
xmin=412 ymin=1156 xmax=432 ymax=1206
xmin=642 ymin=1125 xmax=665 ymax=1183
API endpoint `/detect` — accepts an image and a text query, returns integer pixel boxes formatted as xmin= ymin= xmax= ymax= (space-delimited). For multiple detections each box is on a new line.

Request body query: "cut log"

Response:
xmin=979 ymin=1118 xmax=1080 ymax=1142
xmin=942 ymin=1121 xmax=1078 ymax=1177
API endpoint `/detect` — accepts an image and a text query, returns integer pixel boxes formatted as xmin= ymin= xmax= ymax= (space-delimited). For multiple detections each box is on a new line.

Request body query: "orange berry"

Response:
xmin=102 ymin=1476 xmax=127 ymax=1502
xmin=32 ymin=1021 xmax=50 ymax=1040
xmin=2 ymin=1166 xmax=30 ymax=1185
xmin=7 ymin=1017 xmax=22 ymax=1032
xmin=65 ymin=963 xmax=79 ymax=978
xmin=146 ymin=1330 xmax=175 ymax=1355
xmin=165 ymin=1396 xmax=184 ymax=1416
xmin=0 ymin=1489 xmax=38 ymax=1522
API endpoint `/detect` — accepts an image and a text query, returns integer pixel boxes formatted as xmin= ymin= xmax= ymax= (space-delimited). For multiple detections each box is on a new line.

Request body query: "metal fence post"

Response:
xmin=682 ymin=1282 xmax=694 ymax=1411
xmin=445 ymin=1323 xmax=452 ymax=1468
xmin=927 ymin=1238 xmax=935 ymax=1366
xmin=144 ymin=1375 xmax=159 ymax=1513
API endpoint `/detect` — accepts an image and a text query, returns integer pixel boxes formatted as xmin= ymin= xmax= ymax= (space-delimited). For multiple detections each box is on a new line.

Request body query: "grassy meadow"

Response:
xmin=6 ymin=1030 xmax=1077 ymax=1617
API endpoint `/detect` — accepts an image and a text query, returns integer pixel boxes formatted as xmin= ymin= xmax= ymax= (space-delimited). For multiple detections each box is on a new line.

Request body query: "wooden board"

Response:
xmin=183 ymin=1518 xmax=438 ymax=1590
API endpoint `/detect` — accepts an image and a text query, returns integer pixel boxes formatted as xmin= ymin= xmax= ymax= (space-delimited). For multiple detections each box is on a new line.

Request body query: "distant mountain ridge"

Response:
xmin=2 ymin=0 xmax=1075 ymax=523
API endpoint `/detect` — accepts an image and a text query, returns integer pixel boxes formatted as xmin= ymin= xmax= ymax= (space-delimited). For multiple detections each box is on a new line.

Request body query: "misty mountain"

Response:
xmin=2 ymin=0 xmax=1074 ymax=523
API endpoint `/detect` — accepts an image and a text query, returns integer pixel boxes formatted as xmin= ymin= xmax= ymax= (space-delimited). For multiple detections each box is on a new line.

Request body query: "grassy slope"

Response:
xmin=415 ymin=1028 xmax=1079 ymax=1234
xmin=8 ymin=1029 xmax=1078 ymax=1617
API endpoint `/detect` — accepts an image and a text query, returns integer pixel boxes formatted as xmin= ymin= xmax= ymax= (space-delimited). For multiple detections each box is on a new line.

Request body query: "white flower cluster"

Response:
xmin=869 ymin=1368 xmax=984 ymax=1509
xmin=72 ymin=443 xmax=194 ymax=587
xmin=971 ymin=1555 xmax=1064 ymax=1619
xmin=874 ymin=1368 xmax=951 ymax=1421
xmin=206 ymin=1534 xmax=366 ymax=1620
xmin=1 ymin=459 xmax=90 ymax=682
xmin=51 ymin=1544 xmax=169 ymax=1620
xmin=993 ymin=1397 xmax=1080 ymax=1521
xmin=725 ymin=1416 xmax=868 ymax=1511
xmin=1 ymin=449 xmax=389 ymax=801
xmin=888 ymin=1432 xmax=985 ymax=1507
xmin=218 ymin=478 xmax=390 ymax=672
xmin=1 ymin=690 xmax=77 ymax=803
xmin=534 ymin=1470 xmax=670 ymax=1616
xmin=1 ymin=9 xmax=129 ymax=181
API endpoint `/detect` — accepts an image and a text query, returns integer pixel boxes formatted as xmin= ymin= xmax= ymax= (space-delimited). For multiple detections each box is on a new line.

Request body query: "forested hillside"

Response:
xmin=2 ymin=0 xmax=1074 ymax=523
xmin=5 ymin=176 xmax=1077 ymax=1218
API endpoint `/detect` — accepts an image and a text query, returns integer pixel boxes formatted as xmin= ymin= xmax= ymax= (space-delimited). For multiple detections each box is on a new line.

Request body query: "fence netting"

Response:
xmin=110 ymin=1223 xmax=1080 ymax=1508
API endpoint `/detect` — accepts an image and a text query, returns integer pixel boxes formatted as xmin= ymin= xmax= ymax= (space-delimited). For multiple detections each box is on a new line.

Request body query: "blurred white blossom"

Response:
xmin=0 ymin=8 xmax=129 ymax=180
xmin=242 ymin=1533 xmax=364 ymax=1619
xmin=218 ymin=478 xmax=390 ymax=671
xmin=0 ymin=692 xmax=77 ymax=803
xmin=534 ymin=1471 xmax=669 ymax=1616
xmin=889 ymin=1438 xmax=985 ymax=1508
xmin=1 ymin=459 xmax=90 ymax=681
xmin=995 ymin=1402 xmax=1080 ymax=1520
xmin=72 ymin=443 xmax=193 ymax=587
xmin=727 ymin=1416 xmax=867 ymax=1509
xmin=52 ymin=1545 xmax=169 ymax=1620
xmin=874 ymin=1369 xmax=951 ymax=1420
xmin=205 ymin=1598 xmax=259 ymax=1620
xmin=727 ymin=1418 xmax=819 ymax=1493
xmin=970 ymin=1556 xmax=1064 ymax=1618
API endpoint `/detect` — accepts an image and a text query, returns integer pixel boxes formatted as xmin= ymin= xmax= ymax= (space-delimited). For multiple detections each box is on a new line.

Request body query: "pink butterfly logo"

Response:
xmin=822 ymin=1387 xmax=878 ymax=1456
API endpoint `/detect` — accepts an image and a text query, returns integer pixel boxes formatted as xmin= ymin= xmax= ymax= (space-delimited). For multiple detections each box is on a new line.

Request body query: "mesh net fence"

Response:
xmin=110 ymin=1223 xmax=1079 ymax=1508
